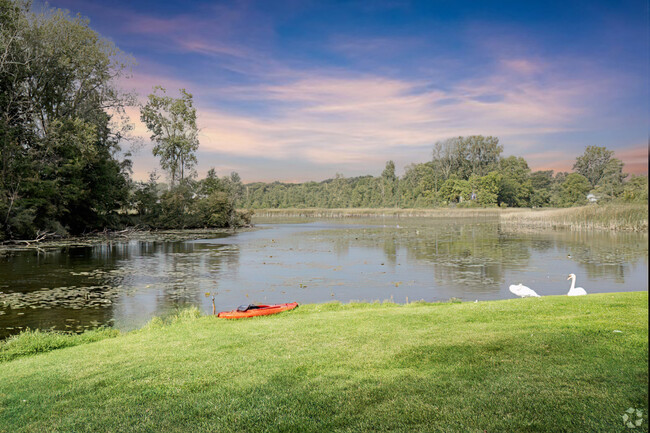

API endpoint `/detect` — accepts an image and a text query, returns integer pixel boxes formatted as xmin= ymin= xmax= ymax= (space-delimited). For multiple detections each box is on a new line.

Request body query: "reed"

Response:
xmin=250 ymin=207 xmax=524 ymax=219
xmin=251 ymin=204 xmax=648 ymax=231
xmin=500 ymin=204 xmax=648 ymax=232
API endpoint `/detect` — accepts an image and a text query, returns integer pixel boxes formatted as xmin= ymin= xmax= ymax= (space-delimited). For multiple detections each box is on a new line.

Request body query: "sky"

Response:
xmin=48 ymin=0 xmax=649 ymax=182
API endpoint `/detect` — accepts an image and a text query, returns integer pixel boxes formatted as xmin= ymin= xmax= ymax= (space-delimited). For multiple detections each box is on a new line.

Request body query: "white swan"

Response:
xmin=509 ymin=283 xmax=540 ymax=298
xmin=567 ymin=274 xmax=587 ymax=296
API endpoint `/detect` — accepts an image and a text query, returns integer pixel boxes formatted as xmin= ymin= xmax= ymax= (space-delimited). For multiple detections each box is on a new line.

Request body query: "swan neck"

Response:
xmin=570 ymin=276 xmax=575 ymax=290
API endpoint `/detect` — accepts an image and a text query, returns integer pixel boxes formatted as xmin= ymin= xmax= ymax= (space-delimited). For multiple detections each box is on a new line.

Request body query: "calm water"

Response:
xmin=0 ymin=217 xmax=647 ymax=338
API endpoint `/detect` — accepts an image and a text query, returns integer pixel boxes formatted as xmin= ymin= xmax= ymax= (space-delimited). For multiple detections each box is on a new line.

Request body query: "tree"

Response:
xmin=432 ymin=136 xmax=502 ymax=181
xmin=466 ymin=136 xmax=503 ymax=177
xmin=1 ymin=1 xmax=133 ymax=238
xmin=132 ymin=171 xmax=162 ymax=227
xmin=140 ymin=87 xmax=199 ymax=186
xmin=498 ymin=156 xmax=532 ymax=207
xmin=381 ymin=160 xmax=397 ymax=207
xmin=400 ymin=163 xmax=439 ymax=207
xmin=559 ymin=173 xmax=591 ymax=206
xmin=593 ymin=158 xmax=626 ymax=200
xmin=198 ymin=168 xmax=223 ymax=197
xmin=622 ymin=175 xmax=648 ymax=202
xmin=529 ymin=170 xmax=554 ymax=207
xmin=470 ymin=171 xmax=501 ymax=206
xmin=573 ymin=146 xmax=618 ymax=188
xmin=439 ymin=176 xmax=471 ymax=203
xmin=431 ymin=139 xmax=456 ymax=180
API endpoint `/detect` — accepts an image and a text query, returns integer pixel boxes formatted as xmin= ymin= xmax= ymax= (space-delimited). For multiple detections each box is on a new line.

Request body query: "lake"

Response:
xmin=1 ymin=217 xmax=647 ymax=339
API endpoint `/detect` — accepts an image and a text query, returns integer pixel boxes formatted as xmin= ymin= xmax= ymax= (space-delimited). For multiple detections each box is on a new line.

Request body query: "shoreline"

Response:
xmin=1 ymin=292 xmax=647 ymax=432
xmin=4 ymin=205 xmax=643 ymax=253
xmin=0 ymin=227 xmax=257 ymax=253
xmin=251 ymin=204 xmax=648 ymax=232
xmin=2 ymin=204 xmax=646 ymax=253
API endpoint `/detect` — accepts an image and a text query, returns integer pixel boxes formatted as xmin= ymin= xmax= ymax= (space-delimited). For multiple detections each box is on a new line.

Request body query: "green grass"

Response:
xmin=0 ymin=293 xmax=647 ymax=432
xmin=0 ymin=327 xmax=119 ymax=363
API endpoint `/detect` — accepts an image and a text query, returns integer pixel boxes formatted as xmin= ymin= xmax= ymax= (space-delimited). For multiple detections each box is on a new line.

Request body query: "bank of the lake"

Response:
xmin=0 ymin=228 xmax=253 ymax=253
xmin=1 ymin=292 xmax=647 ymax=433
xmin=252 ymin=203 xmax=649 ymax=232
xmin=1 ymin=204 xmax=645 ymax=254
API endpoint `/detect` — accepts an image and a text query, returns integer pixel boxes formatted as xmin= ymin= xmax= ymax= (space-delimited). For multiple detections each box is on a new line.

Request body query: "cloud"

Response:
xmin=124 ymin=54 xmax=620 ymax=181
xmin=190 ymin=58 xmax=594 ymax=166
xmin=119 ymin=70 xmax=193 ymax=99
xmin=47 ymin=0 xmax=646 ymax=183
xmin=615 ymin=146 xmax=649 ymax=175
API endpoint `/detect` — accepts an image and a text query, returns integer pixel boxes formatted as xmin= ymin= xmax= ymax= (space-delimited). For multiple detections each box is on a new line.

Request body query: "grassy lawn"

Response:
xmin=0 ymin=292 xmax=647 ymax=432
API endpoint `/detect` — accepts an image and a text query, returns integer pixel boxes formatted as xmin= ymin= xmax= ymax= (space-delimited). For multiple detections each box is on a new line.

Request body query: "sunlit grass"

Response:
xmin=251 ymin=204 xmax=648 ymax=231
xmin=251 ymin=207 xmax=520 ymax=218
xmin=0 ymin=293 xmax=647 ymax=432
xmin=0 ymin=327 xmax=119 ymax=363
xmin=501 ymin=204 xmax=648 ymax=231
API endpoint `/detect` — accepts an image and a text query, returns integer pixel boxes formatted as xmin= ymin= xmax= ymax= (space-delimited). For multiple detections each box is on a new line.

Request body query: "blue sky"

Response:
xmin=50 ymin=0 xmax=648 ymax=182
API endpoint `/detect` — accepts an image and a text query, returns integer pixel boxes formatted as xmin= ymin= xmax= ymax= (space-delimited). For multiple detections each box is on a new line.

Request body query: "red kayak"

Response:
xmin=217 ymin=302 xmax=298 ymax=319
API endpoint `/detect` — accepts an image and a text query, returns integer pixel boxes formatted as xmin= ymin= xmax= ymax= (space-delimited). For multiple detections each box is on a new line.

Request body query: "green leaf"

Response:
xmin=635 ymin=410 xmax=643 ymax=418
xmin=635 ymin=419 xmax=643 ymax=427
xmin=626 ymin=421 xmax=635 ymax=428
xmin=623 ymin=414 xmax=629 ymax=422
xmin=627 ymin=408 xmax=635 ymax=414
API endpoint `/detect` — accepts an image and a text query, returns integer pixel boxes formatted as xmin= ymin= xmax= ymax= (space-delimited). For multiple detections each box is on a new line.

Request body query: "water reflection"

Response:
xmin=0 ymin=241 xmax=240 ymax=338
xmin=0 ymin=218 xmax=647 ymax=338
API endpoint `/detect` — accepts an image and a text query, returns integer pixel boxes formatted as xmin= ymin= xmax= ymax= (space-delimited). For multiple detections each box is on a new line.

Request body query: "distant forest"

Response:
xmin=238 ymin=139 xmax=648 ymax=210
xmin=0 ymin=1 xmax=647 ymax=241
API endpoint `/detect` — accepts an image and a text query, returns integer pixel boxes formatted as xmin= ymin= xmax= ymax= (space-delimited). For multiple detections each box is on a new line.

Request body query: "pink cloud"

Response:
xmin=182 ymin=65 xmax=598 ymax=173
xmin=121 ymin=16 xmax=194 ymax=35
xmin=119 ymin=52 xmax=640 ymax=182
xmin=524 ymin=146 xmax=648 ymax=175
xmin=616 ymin=146 xmax=649 ymax=175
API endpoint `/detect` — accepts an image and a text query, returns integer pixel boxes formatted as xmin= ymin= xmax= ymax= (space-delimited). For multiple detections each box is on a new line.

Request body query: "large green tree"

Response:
xmin=1 ymin=0 xmax=133 ymax=239
xmin=432 ymin=136 xmax=502 ymax=180
xmin=381 ymin=160 xmax=397 ymax=207
xmin=529 ymin=170 xmax=554 ymax=207
xmin=622 ymin=175 xmax=648 ymax=203
xmin=559 ymin=173 xmax=591 ymax=206
xmin=498 ymin=156 xmax=532 ymax=207
xmin=593 ymin=158 xmax=627 ymax=200
xmin=140 ymin=87 xmax=199 ymax=186
xmin=573 ymin=146 xmax=621 ymax=188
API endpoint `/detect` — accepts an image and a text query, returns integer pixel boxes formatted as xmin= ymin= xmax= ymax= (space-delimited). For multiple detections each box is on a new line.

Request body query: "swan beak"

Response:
xmin=566 ymin=275 xmax=571 ymax=280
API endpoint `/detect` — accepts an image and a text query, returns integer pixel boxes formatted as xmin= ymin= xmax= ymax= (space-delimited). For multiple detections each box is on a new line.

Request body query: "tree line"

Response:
xmin=239 ymin=140 xmax=648 ymax=209
xmin=1 ymin=1 xmax=647 ymax=241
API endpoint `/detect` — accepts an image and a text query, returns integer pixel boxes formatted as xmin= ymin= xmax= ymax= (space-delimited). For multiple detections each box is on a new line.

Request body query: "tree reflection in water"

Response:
xmin=1 ymin=218 xmax=647 ymax=338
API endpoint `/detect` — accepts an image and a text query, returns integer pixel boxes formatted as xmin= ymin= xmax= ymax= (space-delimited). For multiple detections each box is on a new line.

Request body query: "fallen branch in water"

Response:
xmin=2 ymin=230 xmax=56 ymax=246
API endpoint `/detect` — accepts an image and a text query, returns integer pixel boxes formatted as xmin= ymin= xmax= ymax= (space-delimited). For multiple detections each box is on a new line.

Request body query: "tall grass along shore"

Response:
xmin=251 ymin=207 xmax=519 ymax=219
xmin=500 ymin=204 xmax=648 ymax=232
xmin=252 ymin=204 xmax=648 ymax=232
xmin=1 ymin=292 xmax=647 ymax=432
